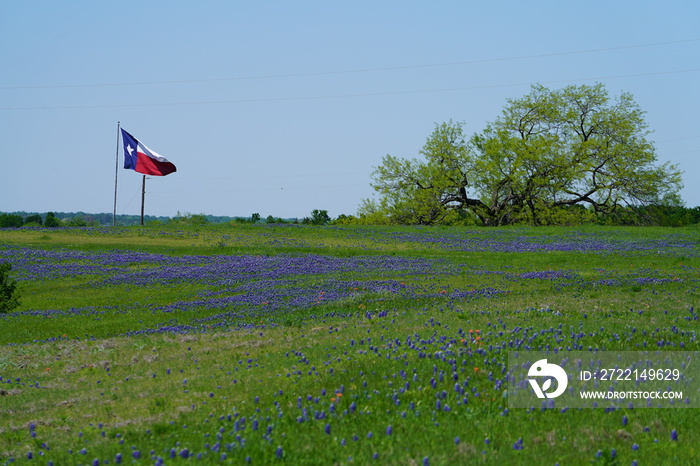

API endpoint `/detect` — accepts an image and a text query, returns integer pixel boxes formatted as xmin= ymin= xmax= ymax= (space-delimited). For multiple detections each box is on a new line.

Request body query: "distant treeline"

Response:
xmin=0 ymin=211 xmax=313 ymax=228
xmin=2 ymin=205 xmax=700 ymax=228
xmin=1 ymin=211 xmax=172 ymax=227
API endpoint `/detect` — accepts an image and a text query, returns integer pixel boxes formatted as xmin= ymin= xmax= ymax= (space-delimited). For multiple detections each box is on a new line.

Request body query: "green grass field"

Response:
xmin=1 ymin=224 xmax=699 ymax=465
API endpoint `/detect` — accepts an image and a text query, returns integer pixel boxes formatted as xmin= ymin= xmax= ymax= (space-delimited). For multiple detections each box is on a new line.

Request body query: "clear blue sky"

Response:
xmin=2 ymin=0 xmax=699 ymax=219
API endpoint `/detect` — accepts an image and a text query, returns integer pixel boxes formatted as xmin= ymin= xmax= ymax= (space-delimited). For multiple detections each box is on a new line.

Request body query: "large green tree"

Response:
xmin=365 ymin=83 xmax=683 ymax=225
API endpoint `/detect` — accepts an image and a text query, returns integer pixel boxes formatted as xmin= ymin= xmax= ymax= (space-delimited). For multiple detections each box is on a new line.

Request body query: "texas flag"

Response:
xmin=121 ymin=129 xmax=177 ymax=176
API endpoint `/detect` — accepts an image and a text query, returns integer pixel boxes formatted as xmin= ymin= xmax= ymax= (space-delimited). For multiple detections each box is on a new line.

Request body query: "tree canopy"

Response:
xmin=364 ymin=83 xmax=683 ymax=226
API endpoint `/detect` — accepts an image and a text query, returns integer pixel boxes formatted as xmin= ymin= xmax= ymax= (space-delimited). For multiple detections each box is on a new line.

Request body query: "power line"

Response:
xmin=149 ymin=183 xmax=369 ymax=195
xmin=2 ymin=68 xmax=699 ymax=111
xmin=2 ymin=38 xmax=698 ymax=90
xmin=657 ymin=136 xmax=700 ymax=142
xmin=662 ymin=149 xmax=700 ymax=156
xmin=176 ymin=172 xmax=369 ymax=181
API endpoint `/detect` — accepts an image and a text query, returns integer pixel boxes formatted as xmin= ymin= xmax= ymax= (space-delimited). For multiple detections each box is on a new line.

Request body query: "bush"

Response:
xmin=67 ymin=216 xmax=88 ymax=227
xmin=0 ymin=262 xmax=20 ymax=313
xmin=0 ymin=213 xmax=23 ymax=228
xmin=44 ymin=212 xmax=62 ymax=228
xmin=24 ymin=214 xmax=43 ymax=226
xmin=169 ymin=212 xmax=208 ymax=225
xmin=333 ymin=214 xmax=358 ymax=225
xmin=310 ymin=209 xmax=331 ymax=225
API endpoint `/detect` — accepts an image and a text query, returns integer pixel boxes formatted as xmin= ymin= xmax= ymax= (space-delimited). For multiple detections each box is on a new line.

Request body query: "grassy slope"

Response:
xmin=0 ymin=224 xmax=699 ymax=465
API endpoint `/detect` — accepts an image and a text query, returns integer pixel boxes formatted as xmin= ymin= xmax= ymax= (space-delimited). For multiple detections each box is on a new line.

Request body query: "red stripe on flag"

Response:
xmin=135 ymin=151 xmax=177 ymax=176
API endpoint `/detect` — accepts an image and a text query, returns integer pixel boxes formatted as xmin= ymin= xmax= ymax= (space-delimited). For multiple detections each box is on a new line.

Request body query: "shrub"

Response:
xmin=67 ymin=216 xmax=88 ymax=227
xmin=0 ymin=213 xmax=23 ymax=228
xmin=23 ymin=214 xmax=43 ymax=226
xmin=310 ymin=209 xmax=331 ymax=225
xmin=169 ymin=212 xmax=208 ymax=225
xmin=333 ymin=214 xmax=358 ymax=225
xmin=0 ymin=262 xmax=20 ymax=313
xmin=44 ymin=212 xmax=62 ymax=228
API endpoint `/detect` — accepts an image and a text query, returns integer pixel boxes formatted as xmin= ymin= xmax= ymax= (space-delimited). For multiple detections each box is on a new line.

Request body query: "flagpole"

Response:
xmin=113 ymin=121 xmax=121 ymax=227
xmin=141 ymin=175 xmax=146 ymax=226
